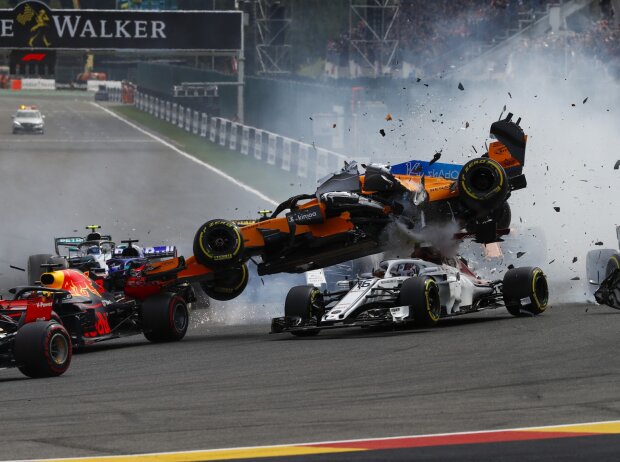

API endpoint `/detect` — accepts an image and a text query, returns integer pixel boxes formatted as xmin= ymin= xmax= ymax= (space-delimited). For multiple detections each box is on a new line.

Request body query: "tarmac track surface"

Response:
xmin=1 ymin=93 xmax=619 ymax=461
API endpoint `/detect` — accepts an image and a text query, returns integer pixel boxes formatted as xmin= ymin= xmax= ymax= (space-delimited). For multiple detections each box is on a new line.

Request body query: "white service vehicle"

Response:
xmin=272 ymin=257 xmax=548 ymax=336
xmin=12 ymin=105 xmax=45 ymax=134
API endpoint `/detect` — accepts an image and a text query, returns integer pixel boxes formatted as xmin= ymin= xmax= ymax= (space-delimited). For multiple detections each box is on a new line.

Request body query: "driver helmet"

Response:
xmin=398 ymin=263 xmax=418 ymax=277
xmin=86 ymin=245 xmax=101 ymax=255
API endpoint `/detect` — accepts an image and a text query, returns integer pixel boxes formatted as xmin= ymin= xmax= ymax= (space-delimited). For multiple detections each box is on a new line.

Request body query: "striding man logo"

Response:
xmin=16 ymin=4 xmax=52 ymax=47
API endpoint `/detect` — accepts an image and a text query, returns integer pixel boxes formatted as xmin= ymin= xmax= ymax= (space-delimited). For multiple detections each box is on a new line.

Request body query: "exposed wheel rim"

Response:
xmin=172 ymin=303 xmax=188 ymax=332
xmin=470 ymin=168 xmax=495 ymax=193
xmin=532 ymin=271 xmax=549 ymax=309
xmin=49 ymin=332 xmax=69 ymax=366
xmin=207 ymin=229 xmax=235 ymax=253
xmin=426 ymin=281 xmax=441 ymax=321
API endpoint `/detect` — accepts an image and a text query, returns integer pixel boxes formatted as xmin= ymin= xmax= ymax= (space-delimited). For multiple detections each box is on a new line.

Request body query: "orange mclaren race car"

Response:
xmin=139 ymin=114 xmax=529 ymax=301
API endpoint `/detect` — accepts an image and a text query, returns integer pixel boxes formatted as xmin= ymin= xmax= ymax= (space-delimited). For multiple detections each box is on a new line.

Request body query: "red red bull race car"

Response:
xmin=1 ymin=287 xmax=72 ymax=378
xmin=20 ymin=259 xmax=194 ymax=348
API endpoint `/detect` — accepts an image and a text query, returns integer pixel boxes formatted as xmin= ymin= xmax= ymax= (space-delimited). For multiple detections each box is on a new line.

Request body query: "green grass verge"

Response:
xmin=108 ymin=104 xmax=313 ymax=202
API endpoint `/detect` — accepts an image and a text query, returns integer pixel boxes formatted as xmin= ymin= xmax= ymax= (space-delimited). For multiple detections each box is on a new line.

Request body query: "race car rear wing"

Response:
xmin=54 ymin=236 xmax=112 ymax=255
xmin=389 ymin=113 xmax=527 ymax=190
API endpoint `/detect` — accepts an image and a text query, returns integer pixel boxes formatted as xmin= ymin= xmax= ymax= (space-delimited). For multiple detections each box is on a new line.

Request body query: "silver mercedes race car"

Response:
xmin=271 ymin=257 xmax=549 ymax=336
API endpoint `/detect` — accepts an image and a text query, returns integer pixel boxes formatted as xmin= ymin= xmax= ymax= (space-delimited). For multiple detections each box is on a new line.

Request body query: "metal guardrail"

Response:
xmin=133 ymin=91 xmax=350 ymax=183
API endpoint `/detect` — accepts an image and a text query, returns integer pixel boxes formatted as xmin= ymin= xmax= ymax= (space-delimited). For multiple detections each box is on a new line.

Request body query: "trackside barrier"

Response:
xmin=267 ymin=134 xmax=277 ymax=165
xmin=133 ymin=92 xmax=349 ymax=182
xmin=200 ymin=113 xmax=208 ymax=137
xmin=219 ymin=119 xmax=228 ymax=146
xmin=171 ymin=103 xmax=177 ymax=125
xmin=21 ymin=78 xmax=56 ymax=90
xmin=241 ymin=126 xmax=250 ymax=155
xmin=298 ymin=145 xmax=308 ymax=178
xmin=209 ymin=117 xmax=217 ymax=143
xmin=178 ymin=105 xmax=184 ymax=128
xmin=229 ymin=123 xmax=238 ymax=150
xmin=192 ymin=110 xmax=199 ymax=134
xmin=185 ymin=107 xmax=192 ymax=132
xmin=254 ymin=129 xmax=263 ymax=160
xmin=282 ymin=139 xmax=292 ymax=172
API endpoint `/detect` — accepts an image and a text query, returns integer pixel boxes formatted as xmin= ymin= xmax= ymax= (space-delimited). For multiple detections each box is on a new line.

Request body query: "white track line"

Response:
xmin=92 ymin=103 xmax=278 ymax=206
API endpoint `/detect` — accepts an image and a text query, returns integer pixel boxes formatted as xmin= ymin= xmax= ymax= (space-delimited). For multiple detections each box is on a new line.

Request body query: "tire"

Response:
xmin=606 ymin=253 xmax=620 ymax=278
xmin=494 ymin=201 xmax=512 ymax=230
xmin=284 ymin=285 xmax=323 ymax=337
xmin=141 ymin=292 xmax=189 ymax=343
xmin=193 ymin=219 xmax=244 ymax=268
xmin=503 ymin=267 xmax=549 ymax=316
xmin=14 ymin=321 xmax=72 ymax=378
xmin=399 ymin=276 xmax=441 ymax=327
xmin=458 ymin=158 xmax=509 ymax=215
xmin=200 ymin=264 xmax=249 ymax=301
xmin=27 ymin=254 xmax=68 ymax=285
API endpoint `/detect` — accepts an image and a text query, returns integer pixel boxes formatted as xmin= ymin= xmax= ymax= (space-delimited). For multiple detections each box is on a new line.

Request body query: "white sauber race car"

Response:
xmin=271 ymin=257 xmax=549 ymax=336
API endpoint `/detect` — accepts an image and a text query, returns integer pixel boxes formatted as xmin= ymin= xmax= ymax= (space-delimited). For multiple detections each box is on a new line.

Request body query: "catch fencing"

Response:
xmin=133 ymin=91 xmax=349 ymax=183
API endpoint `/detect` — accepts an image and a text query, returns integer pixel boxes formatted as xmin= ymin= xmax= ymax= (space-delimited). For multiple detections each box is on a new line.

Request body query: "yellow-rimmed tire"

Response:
xmin=503 ymin=266 xmax=549 ymax=316
xmin=284 ymin=285 xmax=323 ymax=337
xmin=200 ymin=264 xmax=249 ymax=301
xmin=458 ymin=158 xmax=509 ymax=215
xmin=606 ymin=254 xmax=620 ymax=278
xmin=399 ymin=276 xmax=441 ymax=327
xmin=193 ymin=219 xmax=244 ymax=268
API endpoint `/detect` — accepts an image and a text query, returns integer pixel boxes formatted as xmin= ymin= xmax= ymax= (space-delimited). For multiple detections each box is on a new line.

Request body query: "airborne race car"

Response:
xmin=1 ymin=287 xmax=72 ymax=378
xmin=142 ymin=114 xmax=530 ymax=302
xmin=587 ymin=225 xmax=620 ymax=309
xmin=16 ymin=262 xmax=194 ymax=348
xmin=271 ymin=258 xmax=549 ymax=336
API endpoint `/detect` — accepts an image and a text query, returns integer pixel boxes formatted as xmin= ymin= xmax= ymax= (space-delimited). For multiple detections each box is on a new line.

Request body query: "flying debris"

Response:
xmin=572 ymin=257 xmax=578 ymax=263
xmin=429 ymin=152 xmax=442 ymax=165
xmin=458 ymin=82 xmax=465 ymax=91
xmin=517 ymin=252 xmax=526 ymax=259
xmin=553 ymin=206 xmax=560 ymax=212
xmin=571 ymin=277 xmax=580 ymax=281
xmin=595 ymin=241 xmax=604 ymax=246
xmin=379 ymin=129 xmax=386 ymax=137
xmin=614 ymin=160 xmax=620 ymax=170
xmin=508 ymin=92 xmax=512 ymax=98
xmin=385 ymin=114 xmax=393 ymax=121
xmin=582 ymin=97 xmax=588 ymax=104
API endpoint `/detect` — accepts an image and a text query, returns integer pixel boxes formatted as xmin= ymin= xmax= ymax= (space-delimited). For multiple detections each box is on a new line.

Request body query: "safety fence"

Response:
xmin=133 ymin=91 xmax=350 ymax=183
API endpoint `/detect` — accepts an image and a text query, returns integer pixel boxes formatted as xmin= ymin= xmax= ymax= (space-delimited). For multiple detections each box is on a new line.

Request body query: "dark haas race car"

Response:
xmin=28 ymin=225 xmax=176 ymax=284
xmin=140 ymin=113 xmax=529 ymax=302
xmin=1 ymin=287 xmax=72 ymax=378
xmin=17 ymin=261 xmax=194 ymax=348
xmin=271 ymin=257 xmax=549 ymax=336
xmin=586 ymin=225 xmax=620 ymax=309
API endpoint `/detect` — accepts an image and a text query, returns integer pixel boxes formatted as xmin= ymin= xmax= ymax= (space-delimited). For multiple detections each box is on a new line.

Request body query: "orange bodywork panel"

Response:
xmin=488 ymin=136 xmax=527 ymax=171
xmin=360 ymin=173 xmax=458 ymax=202
xmin=177 ymin=255 xmax=213 ymax=280
xmin=239 ymin=200 xmax=357 ymax=249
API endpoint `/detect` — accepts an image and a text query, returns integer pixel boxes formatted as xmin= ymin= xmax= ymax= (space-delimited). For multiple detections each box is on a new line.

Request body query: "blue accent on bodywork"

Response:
xmin=390 ymin=160 xmax=463 ymax=180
